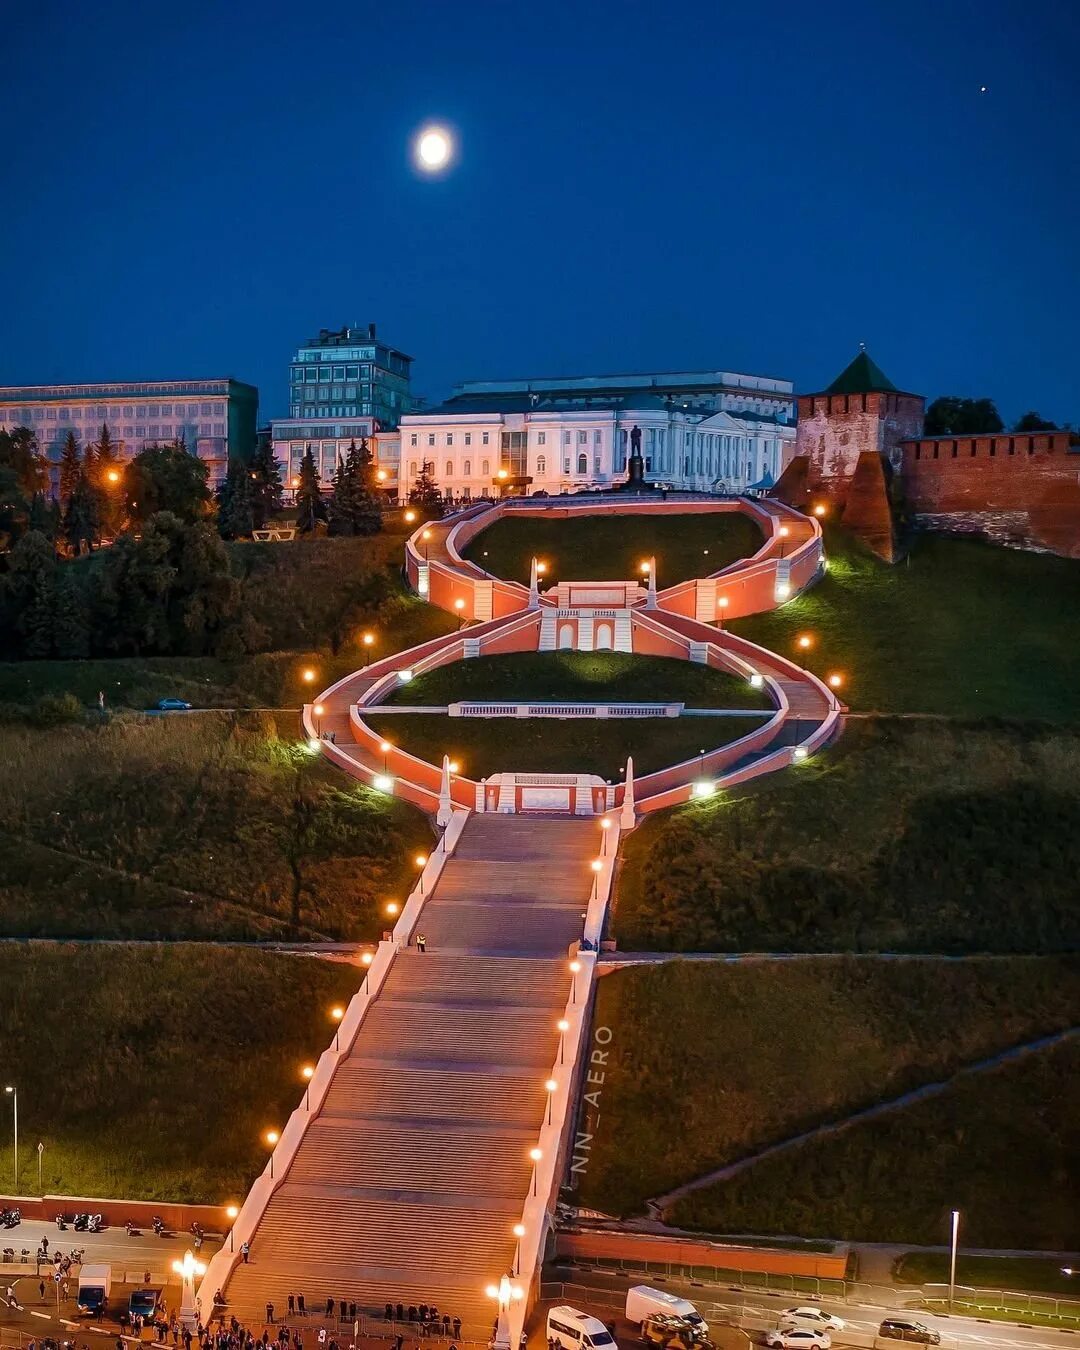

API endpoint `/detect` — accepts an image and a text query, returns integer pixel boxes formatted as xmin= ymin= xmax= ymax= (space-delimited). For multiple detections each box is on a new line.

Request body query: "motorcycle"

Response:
xmin=86 ymin=1214 xmax=102 ymax=1234
xmin=125 ymin=1221 xmax=141 ymax=1237
xmin=73 ymin=1214 xmax=88 ymax=1232
xmin=56 ymin=1214 xmax=68 ymax=1231
xmin=1 ymin=1207 xmax=21 ymax=1228
xmin=152 ymin=1216 xmax=166 ymax=1237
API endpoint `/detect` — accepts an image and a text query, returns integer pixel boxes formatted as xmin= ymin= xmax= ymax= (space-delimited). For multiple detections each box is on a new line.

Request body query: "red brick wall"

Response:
xmin=899 ymin=431 xmax=1080 ymax=556
xmin=795 ymin=391 xmax=924 ymax=502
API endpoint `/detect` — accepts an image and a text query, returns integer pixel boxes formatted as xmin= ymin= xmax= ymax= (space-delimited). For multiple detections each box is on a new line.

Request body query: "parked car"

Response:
xmin=765 ymin=1331 xmax=831 ymax=1350
xmin=781 ymin=1309 xmax=846 ymax=1333
xmin=879 ymin=1320 xmax=940 ymax=1345
xmin=156 ymin=698 xmax=193 ymax=711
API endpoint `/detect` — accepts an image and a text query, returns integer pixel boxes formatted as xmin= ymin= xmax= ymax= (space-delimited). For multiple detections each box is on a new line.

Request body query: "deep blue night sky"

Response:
xmin=2 ymin=0 xmax=1077 ymax=423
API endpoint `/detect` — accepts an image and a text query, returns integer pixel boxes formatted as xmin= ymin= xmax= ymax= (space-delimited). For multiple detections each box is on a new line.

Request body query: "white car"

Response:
xmin=781 ymin=1309 xmax=846 ymax=1334
xmin=765 ymin=1330 xmax=832 ymax=1350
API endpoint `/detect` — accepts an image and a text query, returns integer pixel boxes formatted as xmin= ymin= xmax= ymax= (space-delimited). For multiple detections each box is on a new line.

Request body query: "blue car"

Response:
xmin=156 ymin=698 xmax=193 ymax=711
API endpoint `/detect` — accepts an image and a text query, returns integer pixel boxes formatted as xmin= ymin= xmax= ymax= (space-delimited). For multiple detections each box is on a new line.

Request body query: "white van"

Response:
xmin=625 ymin=1287 xmax=706 ymax=1330
xmin=547 ymin=1306 xmax=618 ymax=1350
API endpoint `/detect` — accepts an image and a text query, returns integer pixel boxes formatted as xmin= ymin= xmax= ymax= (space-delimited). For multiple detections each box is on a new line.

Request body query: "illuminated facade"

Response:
xmin=0 ymin=378 xmax=258 ymax=485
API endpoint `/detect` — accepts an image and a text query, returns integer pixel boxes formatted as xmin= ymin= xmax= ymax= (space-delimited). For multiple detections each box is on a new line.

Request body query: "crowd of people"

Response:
xmin=261 ymin=1295 xmax=465 ymax=1342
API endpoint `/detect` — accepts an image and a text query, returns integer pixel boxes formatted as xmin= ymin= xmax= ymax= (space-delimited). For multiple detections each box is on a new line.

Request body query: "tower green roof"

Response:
xmin=824 ymin=349 xmax=898 ymax=395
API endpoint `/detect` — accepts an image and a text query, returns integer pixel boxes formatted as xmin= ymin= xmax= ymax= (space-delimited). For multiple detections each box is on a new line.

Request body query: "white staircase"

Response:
xmin=577 ymin=613 xmax=595 ymax=651
xmin=614 ymin=609 xmax=633 ymax=652
xmin=689 ymin=641 xmax=710 ymax=663
xmin=474 ymin=580 xmax=494 ymax=622
xmin=695 ymin=578 xmax=717 ymax=623
xmin=538 ymin=610 xmax=558 ymax=651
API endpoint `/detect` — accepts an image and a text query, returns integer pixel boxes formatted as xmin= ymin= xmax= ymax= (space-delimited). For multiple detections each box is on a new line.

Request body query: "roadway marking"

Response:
xmin=30 ymin=1311 xmax=51 ymax=1319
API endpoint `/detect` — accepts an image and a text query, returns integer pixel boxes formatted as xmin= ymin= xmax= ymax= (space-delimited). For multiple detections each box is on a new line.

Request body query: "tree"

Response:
xmin=0 ymin=426 xmax=49 ymax=498
xmin=351 ymin=437 xmax=383 ymax=535
xmin=294 ymin=447 xmax=325 ymax=533
xmin=924 ymin=397 xmax=1004 ymax=436
xmin=27 ymin=491 xmax=59 ymax=541
xmin=327 ymin=440 xmax=382 ymax=537
xmin=62 ymin=468 xmax=100 ymax=555
xmin=0 ymin=531 xmax=57 ymax=658
xmin=52 ymin=568 xmax=90 ymax=658
xmin=1013 ymin=411 xmax=1058 ymax=433
xmin=407 ymin=461 xmax=444 ymax=519
xmin=250 ymin=440 xmax=284 ymax=529
xmin=93 ymin=423 xmax=125 ymax=538
xmin=125 ymin=441 xmax=211 ymax=524
xmin=58 ymin=431 xmax=82 ymax=507
xmin=216 ymin=458 xmax=255 ymax=540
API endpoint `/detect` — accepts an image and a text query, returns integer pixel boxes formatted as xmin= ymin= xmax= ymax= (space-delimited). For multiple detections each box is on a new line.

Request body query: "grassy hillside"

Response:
xmin=0 ymin=944 xmax=361 ymax=1202
xmin=575 ymin=958 xmax=1080 ymax=1227
xmin=731 ymin=528 xmax=1080 ymax=720
xmin=0 ymin=713 xmax=431 ymax=940
xmin=614 ymin=719 xmax=1080 ymax=953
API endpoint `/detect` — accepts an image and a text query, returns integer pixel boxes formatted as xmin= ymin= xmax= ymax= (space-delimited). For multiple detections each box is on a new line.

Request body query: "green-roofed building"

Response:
xmin=824 ymin=348 xmax=899 ymax=396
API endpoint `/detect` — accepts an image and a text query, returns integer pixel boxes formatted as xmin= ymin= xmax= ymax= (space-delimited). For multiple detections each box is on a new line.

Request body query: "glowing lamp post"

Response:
xmin=557 ymin=1018 xmax=570 ymax=1065
xmin=454 ymin=597 xmax=466 ymax=628
xmin=486 ymin=1274 xmax=523 ymax=1350
xmin=404 ymin=509 xmax=417 ymax=524
xmin=264 ymin=1129 xmax=280 ymax=1178
xmin=312 ymin=703 xmax=324 ymax=736
xmin=544 ymin=1078 xmax=557 ymax=1125
xmin=385 ymin=900 xmax=399 ymax=918
xmin=415 ymin=853 xmax=428 ymax=894
xmin=3 ymin=1085 xmax=16 ymax=1190
xmin=301 ymin=667 xmax=317 ymax=686
xmin=599 ymin=817 xmax=611 ymax=855
xmin=225 ymin=1203 xmax=239 ymax=1253
xmin=813 ymin=503 xmax=827 ymax=517
xmin=717 ymin=595 xmax=730 ymax=629
xmin=379 ymin=740 xmax=392 ymax=772
xmin=173 ymin=1249 xmax=206 ymax=1329
xmin=512 ymin=1221 xmax=526 ymax=1274
xmin=301 ymin=1064 xmax=315 ymax=1110
xmin=528 ymin=1147 xmax=542 ymax=1197
xmin=828 ymin=673 xmax=844 ymax=690
xmin=330 ymin=1005 xmax=345 ymax=1051
xmin=361 ymin=631 xmax=375 ymax=665
xmin=777 ymin=524 xmax=790 ymax=559
xmin=569 ymin=959 xmax=581 ymax=1004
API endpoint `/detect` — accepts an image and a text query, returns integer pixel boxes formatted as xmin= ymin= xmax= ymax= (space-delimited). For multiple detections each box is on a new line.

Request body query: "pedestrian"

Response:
xmin=419 ymin=1304 xmax=428 ymax=1324
xmin=326 ymin=1299 xmax=334 ymax=1320
xmin=453 ymin=1318 xmax=461 ymax=1340
xmin=42 ymin=1236 xmax=49 ymax=1254
xmin=443 ymin=1315 xmax=451 ymax=1337
xmin=348 ymin=1303 xmax=355 ymax=1322
xmin=144 ymin=1271 xmax=151 ymax=1286
xmin=396 ymin=1305 xmax=404 ymax=1322
xmin=241 ymin=1242 xmax=251 ymax=1264
xmin=298 ymin=1295 xmax=306 ymax=1317
xmin=39 ymin=1279 xmax=46 ymax=1301
xmin=266 ymin=1303 xmax=274 ymax=1325
xmin=288 ymin=1296 xmax=296 ymax=1318
xmin=62 ymin=1280 xmax=70 ymax=1301
xmin=385 ymin=1305 xmax=393 ymax=1322
xmin=415 ymin=933 xmax=426 ymax=953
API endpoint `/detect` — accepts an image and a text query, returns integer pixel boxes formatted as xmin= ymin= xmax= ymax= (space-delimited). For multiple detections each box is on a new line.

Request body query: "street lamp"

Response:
xmin=225 ymin=1204 xmax=239 ymax=1252
xmin=330 ymin=1005 xmax=345 ymax=1051
xmin=777 ymin=525 xmax=790 ymax=559
xmin=797 ymin=634 xmax=813 ymax=651
xmin=264 ymin=1130 xmax=280 ymax=1179
xmin=3 ymin=1086 xmax=16 ymax=1190
xmin=404 ymin=509 xmax=417 ymax=524
xmin=302 ymin=667 xmax=317 ymax=685
xmin=599 ymin=817 xmax=611 ymax=855
xmin=512 ymin=1221 xmax=526 ymax=1275
xmin=379 ymin=740 xmax=392 ymax=772
xmin=828 ymin=673 xmax=844 ymax=689
xmin=361 ymin=631 xmax=375 ymax=665
xmin=529 ymin=1147 xmax=542 ymax=1197
xmin=386 ymin=900 xmax=399 ymax=918
xmin=717 ymin=595 xmax=730 ymax=629
xmin=544 ymin=1078 xmax=557 ymax=1125
xmin=569 ymin=959 xmax=581 ymax=1004
xmin=949 ymin=1210 xmax=960 ymax=1312
xmin=422 ymin=528 xmax=432 ymax=560
xmin=454 ymin=597 xmax=466 ymax=628
xmin=301 ymin=1064 xmax=315 ymax=1110
xmin=557 ymin=1018 xmax=570 ymax=1065
xmin=313 ymin=703 xmax=324 ymax=736
xmin=415 ymin=853 xmax=428 ymax=894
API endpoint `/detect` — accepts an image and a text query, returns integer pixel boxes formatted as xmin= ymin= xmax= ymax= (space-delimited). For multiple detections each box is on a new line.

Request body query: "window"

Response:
xmin=594 ymin=430 xmax=601 ymax=444
xmin=445 ymin=460 xmax=453 ymax=476
xmin=464 ymin=432 xmax=471 ymax=446
xmin=481 ymin=459 xmax=490 ymax=476
xmin=577 ymin=452 xmax=587 ymax=474
xmin=446 ymin=433 xmax=453 ymax=446
xmin=409 ymin=461 xmax=418 ymax=477
xmin=594 ymin=455 xmax=600 ymax=474
xmin=578 ymin=430 xmax=587 ymax=444
xmin=410 ymin=433 xmax=417 ymax=446
xmin=482 ymin=432 xmax=490 ymax=445
xmin=463 ymin=459 xmax=471 ymax=476
xmin=537 ymin=431 xmax=546 ymax=445
xmin=535 ymin=455 xmax=546 ymax=475
xmin=461 ymin=486 xmax=471 ymax=500
xmin=428 ymin=434 xmax=435 ymax=446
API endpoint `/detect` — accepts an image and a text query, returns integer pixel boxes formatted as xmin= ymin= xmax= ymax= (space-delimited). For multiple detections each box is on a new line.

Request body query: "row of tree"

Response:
xmin=924 ymin=398 xmax=1066 ymax=437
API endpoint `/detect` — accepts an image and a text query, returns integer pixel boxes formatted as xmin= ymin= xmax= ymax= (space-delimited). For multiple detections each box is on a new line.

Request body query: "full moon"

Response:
xmin=416 ymin=126 xmax=452 ymax=171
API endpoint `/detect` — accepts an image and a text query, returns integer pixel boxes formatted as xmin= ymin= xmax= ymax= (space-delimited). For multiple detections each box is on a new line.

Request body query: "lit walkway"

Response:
xmin=224 ymin=815 xmax=595 ymax=1335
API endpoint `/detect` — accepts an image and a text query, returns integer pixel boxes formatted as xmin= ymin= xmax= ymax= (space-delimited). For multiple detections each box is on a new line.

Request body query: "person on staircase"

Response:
xmin=415 ymin=933 xmax=427 ymax=952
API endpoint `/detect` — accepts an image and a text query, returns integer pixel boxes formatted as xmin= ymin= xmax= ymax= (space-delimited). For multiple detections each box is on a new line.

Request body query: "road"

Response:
xmin=0 ymin=1220 xmax=222 ymax=1344
xmin=540 ymin=1265 xmax=1079 ymax=1350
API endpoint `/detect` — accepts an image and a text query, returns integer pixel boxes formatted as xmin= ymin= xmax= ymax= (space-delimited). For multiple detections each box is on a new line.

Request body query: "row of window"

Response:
xmin=2 ymin=402 xmax=224 ymax=423
xmin=292 ymin=365 xmax=374 ymax=383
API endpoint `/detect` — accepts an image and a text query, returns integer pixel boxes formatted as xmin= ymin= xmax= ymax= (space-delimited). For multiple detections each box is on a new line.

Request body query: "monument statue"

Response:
xmin=626 ymin=424 xmax=645 ymax=488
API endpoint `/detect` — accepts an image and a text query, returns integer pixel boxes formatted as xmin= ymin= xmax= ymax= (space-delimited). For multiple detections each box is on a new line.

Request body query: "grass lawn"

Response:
xmin=373 ymin=652 xmax=773 ymax=776
xmin=367 ymin=712 xmax=765 ymax=777
xmin=668 ymin=1032 xmax=1079 ymax=1251
xmin=0 ymin=714 xmax=432 ymax=940
xmin=613 ymin=719 xmax=1080 ymax=953
xmin=731 ymin=527 xmax=1080 ymax=720
xmin=461 ymin=511 xmax=763 ymax=586
xmin=896 ymin=1252 xmax=1080 ymax=1299
xmin=573 ymin=958 xmax=1079 ymax=1235
xmin=0 ymin=944 xmax=361 ymax=1202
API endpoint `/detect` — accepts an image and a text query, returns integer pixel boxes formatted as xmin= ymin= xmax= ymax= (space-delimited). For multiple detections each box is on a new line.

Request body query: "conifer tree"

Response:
xmin=250 ymin=439 xmax=284 ymax=528
xmin=93 ymin=423 xmax=125 ymax=538
xmin=52 ymin=569 xmax=90 ymax=658
xmin=216 ymin=458 xmax=255 ymax=539
xmin=294 ymin=447 xmax=325 ymax=533
xmin=59 ymin=431 xmax=82 ymax=507
xmin=351 ymin=437 xmax=383 ymax=535
xmin=407 ymin=462 xmax=444 ymax=518
xmin=63 ymin=468 xmax=101 ymax=554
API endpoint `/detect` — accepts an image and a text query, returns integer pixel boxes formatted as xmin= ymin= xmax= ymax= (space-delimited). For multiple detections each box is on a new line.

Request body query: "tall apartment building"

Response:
xmin=0 ymin=378 xmax=258 ymax=486
xmin=270 ymin=324 xmax=418 ymax=485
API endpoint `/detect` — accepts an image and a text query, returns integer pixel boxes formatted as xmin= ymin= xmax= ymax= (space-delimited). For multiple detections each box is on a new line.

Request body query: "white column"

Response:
xmin=620 ymin=756 xmax=636 ymax=829
xmin=528 ymin=556 xmax=539 ymax=609
xmin=436 ymin=754 xmax=453 ymax=827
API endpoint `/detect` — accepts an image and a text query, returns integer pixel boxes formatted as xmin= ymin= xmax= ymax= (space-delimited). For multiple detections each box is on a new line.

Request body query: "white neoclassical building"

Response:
xmin=398 ymin=394 xmax=795 ymax=502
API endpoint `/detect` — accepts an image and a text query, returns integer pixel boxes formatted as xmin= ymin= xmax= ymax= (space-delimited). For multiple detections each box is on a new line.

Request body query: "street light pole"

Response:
xmin=4 ymin=1086 xmax=16 ymax=1191
xmin=949 ymin=1209 xmax=960 ymax=1312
